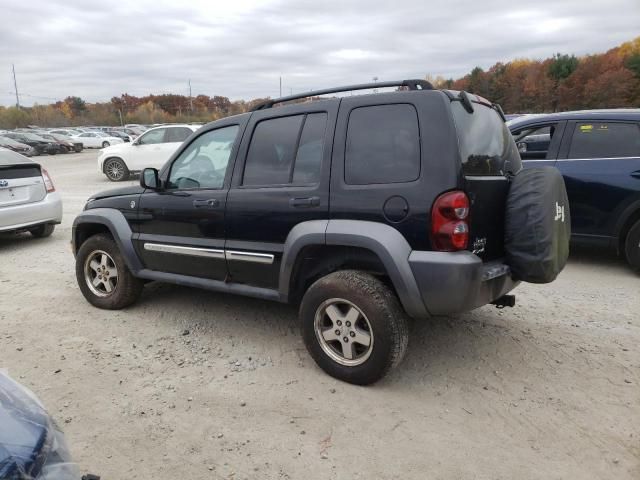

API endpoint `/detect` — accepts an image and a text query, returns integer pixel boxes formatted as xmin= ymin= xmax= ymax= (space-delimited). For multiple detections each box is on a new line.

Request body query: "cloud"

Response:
xmin=1 ymin=0 xmax=639 ymax=106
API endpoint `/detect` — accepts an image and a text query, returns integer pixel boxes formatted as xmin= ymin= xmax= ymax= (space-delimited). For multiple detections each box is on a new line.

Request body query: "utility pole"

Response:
xmin=12 ymin=64 xmax=20 ymax=108
xmin=188 ymin=79 xmax=193 ymax=118
xmin=279 ymin=76 xmax=282 ymax=97
xmin=118 ymin=109 xmax=124 ymax=126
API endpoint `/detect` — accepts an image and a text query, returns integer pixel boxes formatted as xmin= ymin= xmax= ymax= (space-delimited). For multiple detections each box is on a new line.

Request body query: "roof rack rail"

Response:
xmin=251 ymin=79 xmax=434 ymax=111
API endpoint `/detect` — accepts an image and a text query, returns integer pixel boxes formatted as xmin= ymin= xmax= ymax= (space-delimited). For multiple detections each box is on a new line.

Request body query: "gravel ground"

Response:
xmin=1 ymin=151 xmax=638 ymax=480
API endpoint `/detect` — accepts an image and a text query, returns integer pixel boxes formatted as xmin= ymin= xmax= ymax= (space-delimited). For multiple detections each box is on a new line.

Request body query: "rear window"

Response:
xmin=0 ymin=164 xmax=41 ymax=179
xmin=452 ymin=102 xmax=521 ymax=176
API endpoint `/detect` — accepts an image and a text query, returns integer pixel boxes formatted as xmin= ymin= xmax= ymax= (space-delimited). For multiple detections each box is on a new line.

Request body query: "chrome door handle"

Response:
xmin=193 ymin=198 xmax=219 ymax=208
xmin=289 ymin=196 xmax=320 ymax=208
xmin=631 ymin=170 xmax=640 ymax=179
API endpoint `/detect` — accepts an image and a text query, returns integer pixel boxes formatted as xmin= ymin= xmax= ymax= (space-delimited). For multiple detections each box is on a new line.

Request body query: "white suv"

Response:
xmin=98 ymin=125 xmax=198 ymax=181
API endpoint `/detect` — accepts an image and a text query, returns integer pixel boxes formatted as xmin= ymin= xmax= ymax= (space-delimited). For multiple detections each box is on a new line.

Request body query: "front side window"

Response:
xmin=512 ymin=124 xmax=559 ymax=160
xmin=568 ymin=122 xmax=640 ymax=159
xmin=138 ymin=128 xmax=166 ymax=145
xmin=167 ymin=125 xmax=239 ymax=190
xmin=345 ymin=104 xmax=420 ymax=185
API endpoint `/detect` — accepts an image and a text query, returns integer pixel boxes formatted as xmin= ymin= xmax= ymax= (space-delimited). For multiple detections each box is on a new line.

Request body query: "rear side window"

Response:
xmin=452 ymin=102 xmax=521 ymax=176
xmin=166 ymin=127 xmax=193 ymax=143
xmin=243 ymin=113 xmax=326 ymax=186
xmin=345 ymin=104 xmax=420 ymax=185
xmin=568 ymin=122 xmax=640 ymax=159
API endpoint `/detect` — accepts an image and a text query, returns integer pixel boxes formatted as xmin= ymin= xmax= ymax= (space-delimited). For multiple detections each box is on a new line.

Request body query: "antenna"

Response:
xmin=12 ymin=64 xmax=20 ymax=108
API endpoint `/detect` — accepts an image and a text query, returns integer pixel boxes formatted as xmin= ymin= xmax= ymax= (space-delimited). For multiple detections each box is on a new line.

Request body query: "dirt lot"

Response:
xmin=1 ymin=150 xmax=639 ymax=479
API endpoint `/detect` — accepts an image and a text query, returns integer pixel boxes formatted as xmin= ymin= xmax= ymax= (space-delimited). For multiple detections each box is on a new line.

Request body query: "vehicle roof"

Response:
xmin=508 ymin=109 xmax=640 ymax=128
xmin=0 ymin=148 xmax=36 ymax=166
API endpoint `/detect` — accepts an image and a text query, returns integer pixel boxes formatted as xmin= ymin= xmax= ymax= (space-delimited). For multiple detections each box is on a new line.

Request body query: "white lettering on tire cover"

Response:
xmin=554 ymin=202 xmax=565 ymax=222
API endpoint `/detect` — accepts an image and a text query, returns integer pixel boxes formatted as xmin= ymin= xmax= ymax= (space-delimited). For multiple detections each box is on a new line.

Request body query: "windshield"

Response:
xmin=451 ymin=101 xmax=522 ymax=176
xmin=21 ymin=132 xmax=48 ymax=142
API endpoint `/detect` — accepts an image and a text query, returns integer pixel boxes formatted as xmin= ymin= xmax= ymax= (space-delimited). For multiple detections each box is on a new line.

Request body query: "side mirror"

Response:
xmin=140 ymin=168 xmax=161 ymax=190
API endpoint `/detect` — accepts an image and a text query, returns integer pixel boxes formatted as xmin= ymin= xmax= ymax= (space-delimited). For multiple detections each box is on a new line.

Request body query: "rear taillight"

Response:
xmin=41 ymin=168 xmax=55 ymax=193
xmin=431 ymin=190 xmax=470 ymax=251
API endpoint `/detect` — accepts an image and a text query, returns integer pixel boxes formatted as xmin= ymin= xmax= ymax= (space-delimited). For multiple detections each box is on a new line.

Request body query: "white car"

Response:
xmin=97 ymin=125 xmax=198 ymax=181
xmin=72 ymin=132 xmax=124 ymax=149
xmin=0 ymin=148 xmax=62 ymax=237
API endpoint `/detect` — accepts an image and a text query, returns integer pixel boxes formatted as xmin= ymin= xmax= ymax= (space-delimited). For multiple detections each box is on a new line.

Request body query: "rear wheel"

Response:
xmin=29 ymin=224 xmax=55 ymax=238
xmin=104 ymin=157 xmax=129 ymax=182
xmin=75 ymin=234 xmax=143 ymax=309
xmin=624 ymin=219 xmax=640 ymax=273
xmin=300 ymin=270 xmax=409 ymax=385
xmin=102 ymin=141 xmax=110 ymax=148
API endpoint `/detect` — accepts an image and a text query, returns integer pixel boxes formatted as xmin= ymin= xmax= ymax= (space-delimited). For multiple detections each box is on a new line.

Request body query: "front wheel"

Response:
xmin=300 ymin=270 xmax=409 ymax=385
xmin=104 ymin=157 xmax=129 ymax=182
xmin=75 ymin=234 xmax=143 ymax=309
xmin=624 ymin=219 xmax=640 ymax=273
xmin=102 ymin=141 xmax=110 ymax=148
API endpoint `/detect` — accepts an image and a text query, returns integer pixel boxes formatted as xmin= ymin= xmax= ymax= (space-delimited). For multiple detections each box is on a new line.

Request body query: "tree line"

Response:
xmin=1 ymin=37 xmax=638 ymax=129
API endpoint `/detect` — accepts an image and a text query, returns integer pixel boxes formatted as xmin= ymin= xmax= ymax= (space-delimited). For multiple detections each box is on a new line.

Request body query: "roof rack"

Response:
xmin=252 ymin=79 xmax=434 ymax=111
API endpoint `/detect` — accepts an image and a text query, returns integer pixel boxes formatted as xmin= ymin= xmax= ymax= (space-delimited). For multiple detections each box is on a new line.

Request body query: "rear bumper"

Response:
xmin=409 ymin=251 xmax=518 ymax=316
xmin=0 ymin=192 xmax=63 ymax=232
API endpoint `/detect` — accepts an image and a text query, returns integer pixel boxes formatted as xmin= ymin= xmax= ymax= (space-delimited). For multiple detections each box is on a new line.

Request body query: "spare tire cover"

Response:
xmin=505 ymin=167 xmax=570 ymax=283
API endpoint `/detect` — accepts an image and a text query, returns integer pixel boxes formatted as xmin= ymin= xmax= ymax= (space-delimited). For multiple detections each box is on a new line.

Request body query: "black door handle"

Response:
xmin=193 ymin=198 xmax=219 ymax=208
xmin=289 ymin=196 xmax=320 ymax=208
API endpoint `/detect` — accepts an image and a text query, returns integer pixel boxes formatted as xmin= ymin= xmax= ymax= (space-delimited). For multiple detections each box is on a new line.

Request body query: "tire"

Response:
xmin=624 ymin=219 xmax=640 ymax=273
xmin=75 ymin=234 xmax=143 ymax=309
xmin=102 ymin=141 xmax=110 ymax=148
xmin=29 ymin=224 xmax=55 ymax=238
xmin=74 ymin=145 xmax=83 ymax=153
xmin=103 ymin=157 xmax=129 ymax=182
xmin=300 ymin=270 xmax=409 ymax=385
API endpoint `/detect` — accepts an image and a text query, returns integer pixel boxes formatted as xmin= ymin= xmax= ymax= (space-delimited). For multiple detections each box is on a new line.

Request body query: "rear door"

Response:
xmin=225 ymin=103 xmax=337 ymax=289
xmin=451 ymin=101 xmax=522 ymax=261
xmin=556 ymin=120 xmax=640 ymax=237
xmin=129 ymin=128 xmax=168 ymax=170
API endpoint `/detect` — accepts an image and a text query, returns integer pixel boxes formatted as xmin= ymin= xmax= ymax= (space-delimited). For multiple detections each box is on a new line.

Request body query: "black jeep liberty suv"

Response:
xmin=72 ymin=80 xmax=570 ymax=384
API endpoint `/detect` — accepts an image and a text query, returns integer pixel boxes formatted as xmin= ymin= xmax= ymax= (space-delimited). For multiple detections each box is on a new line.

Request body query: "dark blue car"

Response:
xmin=508 ymin=110 xmax=640 ymax=271
xmin=0 ymin=373 xmax=78 ymax=479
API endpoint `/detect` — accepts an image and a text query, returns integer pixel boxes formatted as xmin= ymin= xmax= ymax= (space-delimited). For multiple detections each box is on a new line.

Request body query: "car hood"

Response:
xmin=0 ymin=374 xmax=52 ymax=478
xmin=90 ymin=184 xmax=144 ymax=200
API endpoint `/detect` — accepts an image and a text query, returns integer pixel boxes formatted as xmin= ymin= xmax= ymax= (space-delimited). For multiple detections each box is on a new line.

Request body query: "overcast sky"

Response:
xmin=1 ymin=0 xmax=639 ymax=106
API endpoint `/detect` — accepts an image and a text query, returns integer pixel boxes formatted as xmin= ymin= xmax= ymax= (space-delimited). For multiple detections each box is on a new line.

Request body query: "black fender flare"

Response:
xmin=72 ymin=208 xmax=143 ymax=273
xmin=278 ymin=219 xmax=429 ymax=319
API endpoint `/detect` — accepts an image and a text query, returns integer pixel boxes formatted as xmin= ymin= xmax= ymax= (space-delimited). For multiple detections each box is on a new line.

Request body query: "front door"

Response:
xmin=135 ymin=124 xmax=242 ymax=280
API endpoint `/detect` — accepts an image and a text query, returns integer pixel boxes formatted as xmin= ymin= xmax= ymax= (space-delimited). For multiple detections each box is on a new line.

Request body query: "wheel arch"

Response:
xmin=279 ymin=220 xmax=429 ymax=319
xmin=73 ymin=208 xmax=143 ymax=273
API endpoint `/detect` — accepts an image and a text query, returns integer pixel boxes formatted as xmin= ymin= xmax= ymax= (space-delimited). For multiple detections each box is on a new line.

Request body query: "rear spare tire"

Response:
xmin=504 ymin=167 xmax=570 ymax=283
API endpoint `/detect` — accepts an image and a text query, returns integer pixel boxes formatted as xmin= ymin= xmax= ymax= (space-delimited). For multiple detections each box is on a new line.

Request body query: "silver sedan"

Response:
xmin=0 ymin=148 xmax=62 ymax=237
